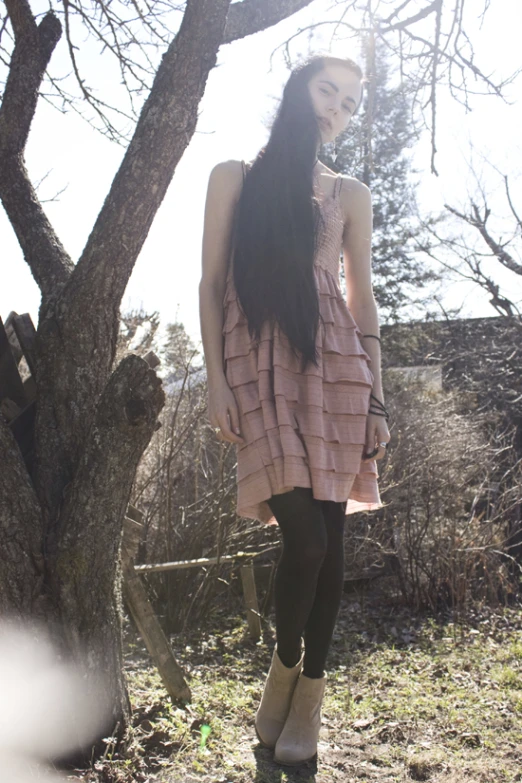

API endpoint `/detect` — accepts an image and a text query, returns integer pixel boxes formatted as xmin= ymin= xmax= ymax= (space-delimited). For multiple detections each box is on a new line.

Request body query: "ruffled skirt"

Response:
xmin=222 ymin=264 xmax=383 ymax=526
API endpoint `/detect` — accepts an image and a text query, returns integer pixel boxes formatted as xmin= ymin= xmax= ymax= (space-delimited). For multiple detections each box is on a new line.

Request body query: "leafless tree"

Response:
xmin=443 ymin=177 xmax=522 ymax=315
xmin=416 ymin=163 xmax=522 ymax=318
xmin=0 ymin=0 xmax=318 ymax=747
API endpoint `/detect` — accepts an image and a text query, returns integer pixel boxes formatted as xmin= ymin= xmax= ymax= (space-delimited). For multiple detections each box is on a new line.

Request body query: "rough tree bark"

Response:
xmin=0 ymin=0 xmax=315 ymax=748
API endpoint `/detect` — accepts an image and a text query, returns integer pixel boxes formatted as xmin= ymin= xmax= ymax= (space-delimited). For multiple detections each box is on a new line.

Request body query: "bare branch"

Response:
xmin=381 ymin=0 xmax=417 ymax=26
xmin=0 ymin=9 xmax=61 ymax=152
xmin=223 ymin=0 xmax=315 ymax=44
xmin=62 ymin=0 xmax=144 ymax=141
xmin=0 ymin=158 xmax=74 ymax=295
xmin=461 ymin=253 xmax=517 ymax=317
xmin=4 ymin=0 xmax=36 ymax=40
xmin=504 ymin=175 xmax=522 ymax=235
xmin=43 ymin=71 xmax=135 ymax=145
xmin=415 ymin=208 xmax=522 ymax=319
xmin=0 ymin=8 xmax=74 ymax=295
xmin=429 ymin=0 xmax=442 ymax=175
xmin=384 ymin=0 xmax=440 ymax=32
xmin=445 ymin=202 xmax=522 ymax=277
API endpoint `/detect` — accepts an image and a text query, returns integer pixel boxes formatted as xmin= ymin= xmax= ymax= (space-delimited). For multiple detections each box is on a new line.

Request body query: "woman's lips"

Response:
xmin=318 ymin=116 xmax=332 ymax=130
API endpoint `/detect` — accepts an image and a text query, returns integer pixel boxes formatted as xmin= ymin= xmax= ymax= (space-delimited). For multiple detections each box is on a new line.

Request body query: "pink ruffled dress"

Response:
xmin=222 ymin=160 xmax=382 ymax=526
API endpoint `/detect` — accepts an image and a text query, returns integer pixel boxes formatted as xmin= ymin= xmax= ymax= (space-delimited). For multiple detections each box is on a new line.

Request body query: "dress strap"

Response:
xmin=334 ymin=173 xmax=343 ymax=198
xmin=241 ymin=159 xmax=247 ymax=182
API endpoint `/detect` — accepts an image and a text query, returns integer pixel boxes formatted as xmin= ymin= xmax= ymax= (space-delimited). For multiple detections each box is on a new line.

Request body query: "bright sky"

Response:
xmin=1 ymin=0 xmax=521 ymax=347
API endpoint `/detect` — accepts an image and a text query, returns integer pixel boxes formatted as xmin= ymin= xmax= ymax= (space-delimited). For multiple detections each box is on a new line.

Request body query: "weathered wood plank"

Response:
xmin=3 ymin=311 xmax=23 ymax=364
xmin=134 ymin=551 xmax=259 ymax=573
xmin=22 ymin=375 xmax=37 ymax=403
xmin=0 ymin=316 xmax=27 ymax=409
xmin=240 ymin=564 xmax=262 ymax=641
xmin=126 ymin=504 xmax=145 ymax=525
xmin=11 ymin=312 xmax=38 ymax=378
xmin=0 ymin=397 xmax=21 ymax=422
xmin=122 ymin=560 xmax=192 ymax=705
xmin=121 ymin=517 xmax=191 ymax=705
xmin=143 ymin=351 xmax=160 ymax=369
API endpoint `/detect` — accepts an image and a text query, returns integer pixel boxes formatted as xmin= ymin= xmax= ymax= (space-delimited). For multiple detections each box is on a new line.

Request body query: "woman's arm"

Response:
xmin=340 ymin=177 xmax=390 ymax=459
xmin=199 ymin=160 xmax=241 ymax=385
xmin=199 ymin=160 xmax=245 ymax=444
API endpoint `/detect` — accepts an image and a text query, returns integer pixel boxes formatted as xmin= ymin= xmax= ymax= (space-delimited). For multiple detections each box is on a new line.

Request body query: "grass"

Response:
xmin=71 ymin=589 xmax=522 ymax=783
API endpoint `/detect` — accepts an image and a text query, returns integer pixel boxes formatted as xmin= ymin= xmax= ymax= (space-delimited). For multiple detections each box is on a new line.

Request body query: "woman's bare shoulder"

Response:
xmin=339 ymin=174 xmax=372 ymax=224
xmin=209 ymin=158 xmax=246 ymax=180
xmin=211 ymin=158 xmax=245 ymax=172
xmin=208 ymin=159 xmax=245 ymax=202
xmin=339 ymin=174 xmax=370 ymax=196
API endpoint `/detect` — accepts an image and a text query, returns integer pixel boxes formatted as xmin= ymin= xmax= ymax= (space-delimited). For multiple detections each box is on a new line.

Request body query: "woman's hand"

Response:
xmin=362 ymin=413 xmax=391 ymax=462
xmin=208 ymin=377 xmax=245 ymax=445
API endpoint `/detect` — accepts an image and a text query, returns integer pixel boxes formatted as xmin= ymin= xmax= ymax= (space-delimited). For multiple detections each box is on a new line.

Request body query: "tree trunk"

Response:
xmin=0 ymin=0 xmax=315 ymax=758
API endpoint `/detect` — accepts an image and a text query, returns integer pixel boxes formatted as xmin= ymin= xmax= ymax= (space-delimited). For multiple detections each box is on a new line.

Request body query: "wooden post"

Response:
xmin=240 ymin=563 xmax=262 ymax=641
xmin=121 ymin=516 xmax=192 ymax=705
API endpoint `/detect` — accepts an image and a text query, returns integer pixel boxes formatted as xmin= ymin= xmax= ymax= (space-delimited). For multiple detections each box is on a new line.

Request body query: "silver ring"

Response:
xmin=379 ymin=442 xmax=388 ymax=448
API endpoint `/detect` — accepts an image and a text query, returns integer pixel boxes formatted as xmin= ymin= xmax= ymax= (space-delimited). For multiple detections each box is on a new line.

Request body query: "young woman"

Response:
xmin=199 ymin=55 xmax=390 ymax=766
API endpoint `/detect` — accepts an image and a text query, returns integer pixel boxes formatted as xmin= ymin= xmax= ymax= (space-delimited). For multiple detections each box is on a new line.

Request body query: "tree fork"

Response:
xmin=34 ymin=0 xmax=232 ymax=524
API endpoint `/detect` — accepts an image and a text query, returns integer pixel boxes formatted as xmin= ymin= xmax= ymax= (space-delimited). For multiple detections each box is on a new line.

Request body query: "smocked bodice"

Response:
xmin=312 ymin=168 xmax=345 ymax=281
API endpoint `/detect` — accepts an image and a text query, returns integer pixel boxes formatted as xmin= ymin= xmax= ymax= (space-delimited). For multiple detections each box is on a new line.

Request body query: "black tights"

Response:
xmin=266 ymin=486 xmax=346 ymax=679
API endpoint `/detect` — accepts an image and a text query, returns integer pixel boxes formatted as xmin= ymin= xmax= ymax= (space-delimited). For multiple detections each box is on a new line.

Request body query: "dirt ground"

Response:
xmin=73 ymin=588 xmax=522 ymax=783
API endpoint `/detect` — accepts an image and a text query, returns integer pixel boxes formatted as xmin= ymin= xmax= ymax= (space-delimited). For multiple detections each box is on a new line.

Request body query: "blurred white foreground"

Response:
xmin=0 ymin=620 xmax=109 ymax=781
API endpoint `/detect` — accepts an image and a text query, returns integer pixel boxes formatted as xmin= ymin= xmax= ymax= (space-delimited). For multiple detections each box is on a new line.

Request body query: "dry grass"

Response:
xmin=69 ymin=586 xmax=522 ymax=783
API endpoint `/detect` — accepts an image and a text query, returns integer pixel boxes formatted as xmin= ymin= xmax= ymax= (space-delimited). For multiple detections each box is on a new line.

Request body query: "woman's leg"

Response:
xmin=267 ymin=487 xmax=328 ymax=669
xmin=302 ymin=499 xmax=347 ymax=678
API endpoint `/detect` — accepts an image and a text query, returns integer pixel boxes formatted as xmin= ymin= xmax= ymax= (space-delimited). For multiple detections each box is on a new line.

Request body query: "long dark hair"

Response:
xmin=231 ymin=55 xmax=363 ymax=373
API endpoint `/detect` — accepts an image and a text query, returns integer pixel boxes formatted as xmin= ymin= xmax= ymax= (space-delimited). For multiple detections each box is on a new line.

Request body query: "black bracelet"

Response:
xmin=369 ymin=393 xmax=390 ymax=421
xmin=362 ymin=334 xmax=381 ymax=343
xmin=369 ymin=409 xmax=390 ymax=420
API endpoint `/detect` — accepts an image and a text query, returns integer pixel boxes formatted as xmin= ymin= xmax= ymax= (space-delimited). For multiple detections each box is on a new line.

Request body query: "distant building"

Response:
xmin=381 ymin=314 xmax=521 ymax=393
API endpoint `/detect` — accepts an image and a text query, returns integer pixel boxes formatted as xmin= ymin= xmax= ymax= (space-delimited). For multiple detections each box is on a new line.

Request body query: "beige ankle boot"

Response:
xmin=255 ymin=645 xmax=304 ymax=749
xmin=274 ymin=672 xmax=327 ymax=765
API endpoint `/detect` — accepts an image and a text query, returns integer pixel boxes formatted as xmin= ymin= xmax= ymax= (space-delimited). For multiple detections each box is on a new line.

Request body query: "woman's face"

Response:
xmin=308 ymin=63 xmax=363 ymax=143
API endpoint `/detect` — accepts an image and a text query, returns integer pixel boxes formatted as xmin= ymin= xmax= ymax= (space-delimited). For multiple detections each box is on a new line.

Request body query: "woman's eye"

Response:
xmin=320 ymin=88 xmax=330 ymax=95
